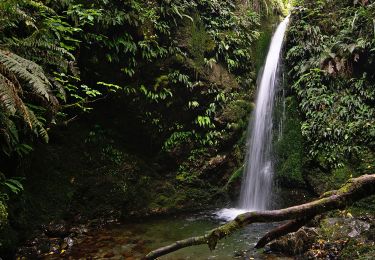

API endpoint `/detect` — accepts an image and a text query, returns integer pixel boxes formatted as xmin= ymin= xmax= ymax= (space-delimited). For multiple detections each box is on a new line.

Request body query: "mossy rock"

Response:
xmin=219 ymin=99 xmax=253 ymax=127
xmin=317 ymin=217 xmax=375 ymax=260
xmin=204 ymin=62 xmax=239 ymax=90
xmin=340 ymin=240 xmax=375 ymax=260
xmin=277 ymin=153 xmax=304 ymax=187
xmin=275 ymin=97 xmax=305 ymax=188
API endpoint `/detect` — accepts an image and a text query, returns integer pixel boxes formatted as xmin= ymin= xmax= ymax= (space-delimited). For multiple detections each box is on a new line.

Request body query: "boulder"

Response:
xmin=269 ymin=227 xmax=319 ymax=255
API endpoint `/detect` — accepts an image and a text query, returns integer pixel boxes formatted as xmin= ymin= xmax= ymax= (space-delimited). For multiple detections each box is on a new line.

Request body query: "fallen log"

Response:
xmin=144 ymin=174 xmax=375 ymax=259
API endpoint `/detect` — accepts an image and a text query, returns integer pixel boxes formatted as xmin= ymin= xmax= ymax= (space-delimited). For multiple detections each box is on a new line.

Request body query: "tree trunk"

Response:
xmin=144 ymin=174 xmax=375 ymax=259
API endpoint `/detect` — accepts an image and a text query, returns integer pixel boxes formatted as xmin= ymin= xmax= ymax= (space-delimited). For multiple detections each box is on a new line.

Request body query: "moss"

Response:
xmin=253 ymin=15 xmax=279 ymax=73
xmin=331 ymin=166 xmax=354 ymax=185
xmin=220 ymin=100 xmax=253 ymax=130
xmin=149 ymin=185 xmax=224 ymax=213
xmin=279 ymin=153 xmax=304 ymax=185
xmin=307 ymin=165 xmax=355 ymax=195
xmin=350 ymin=195 xmax=375 ymax=215
xmin=340 ymin=239 xmax=375 ymax=259
xmin=275 ymin=97 xmax=305 ymax=187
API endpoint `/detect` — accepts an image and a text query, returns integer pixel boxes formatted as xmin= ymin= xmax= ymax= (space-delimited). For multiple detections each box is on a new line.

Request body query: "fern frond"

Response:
xmin=0 ymin=110 xmax=19 ymax=155
xmin=0 ymin=49 xmax=53 ymax=102
xmin=0 ymin=74 xmax=20 ymax=115
xmin=27 ymin=108 xmax=49 ymax=143
xmin=27 ymin=0 xmax=56 ymax=14
xmin=0 ymin=62 xmax=22 ymax=92
xmin=15 ymin=8 xmax=37 ymax=29
xmin=6 ymin=33 xmax=75 ymax=61
xmin=0 ymin=72 xmax=32 ymax=127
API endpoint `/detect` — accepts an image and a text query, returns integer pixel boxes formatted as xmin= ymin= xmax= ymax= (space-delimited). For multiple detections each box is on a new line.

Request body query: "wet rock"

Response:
xmin=61 ymin=237 xmax=74 ymax=250
xmin=366 ymin=223 xmax=375 ymax=241
xmin=49 ymin=238 xmax=62 ymax=254
xmin=16 ymin=246 xmax=39 ymax=259
xmin=122 ymin=251 xmax=133 ymax=258
xmin=69 ymin=224 xmax=89 ymax=236
xmin=269 ymin=227 xmax=318 ymax=255
xmin=103 ymin=252 xmax=115 ymax=258
xmin=18 ymin=233 xmax=51 ymax=257
xmin=44 ymin=220 xmax=69 ymax=237
xmin=233 ymin=250 xmax=245 ymax=257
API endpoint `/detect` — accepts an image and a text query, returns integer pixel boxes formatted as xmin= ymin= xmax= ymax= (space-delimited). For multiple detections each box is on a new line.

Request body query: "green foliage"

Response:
xmin=0 ymin=0 xmax=110 ymax=157
xmin=68 ymin=0 xmax=272 ymax=151
xmin=0 ymin=49 xmax=56 ymax=155
xmin=226 ymin=165 xmax=244 ymax=187
xmin=0 ymin=201 xmax=7 ymax=229
xmin=286 ymin=0 xmax=375 ymax=168
xmin=0 ymin=172 xmax=24 ymax=229
xmin=176 ymin=148 xmax=210 ymax=184
xmin=2 ymin=179 xmax=23 ymax=195
xmin=189 ymin=15 xmax=215 ymax=69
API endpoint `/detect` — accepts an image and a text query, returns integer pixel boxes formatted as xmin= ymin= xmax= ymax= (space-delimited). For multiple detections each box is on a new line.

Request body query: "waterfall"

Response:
xmin=239 ymin=16 xmax=290 ymax=210
xmin=215 ymin=16 xmax=290 ymax=221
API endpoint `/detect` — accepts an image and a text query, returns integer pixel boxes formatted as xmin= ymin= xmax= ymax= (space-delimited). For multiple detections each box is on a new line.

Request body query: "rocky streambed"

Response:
xmin=16 ymin=211 xmax=375 ymax=259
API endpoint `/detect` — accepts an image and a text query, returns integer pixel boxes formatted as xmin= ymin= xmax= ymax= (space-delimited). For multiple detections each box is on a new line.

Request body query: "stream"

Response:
xmin=61 ymin=211 xmax=291 ymax=260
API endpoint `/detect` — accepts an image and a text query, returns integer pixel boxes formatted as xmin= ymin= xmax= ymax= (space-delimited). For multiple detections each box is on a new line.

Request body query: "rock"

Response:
xmin=69 ymin=225 xmax=89 ymax=236
xmin=61 ymin=237 xmax=74 ymax=250
xmin=348 ymin=219 xmax=370 ymax=238
xmin=103 ymin=252 xmax=115 ymax=258
xmin=43 ymin=220 xmax=69 ymax=237
xmin=269 ymin=227 xmax=318 ymax=255
xmin=122 ymin=250 xmax=133 ymax=257
xmin=16 ymin=246 xmax=39 ymax=258
xmin=321 ymin=218 xmax=371 ymax=240
xmin=49 ymin=238 xmax=62 ymax=254
xmin=202 ymin=155 xmax=227 ymax=173
xmin=366 ymin=223 xmax=375 ymax=241
xmin=303 ymin=216 xmax=375 ymax=259
xmin=204 ymin=63 xmax=239 ymax=90
xmin=19 ymin=233 xmax=51 ymax=256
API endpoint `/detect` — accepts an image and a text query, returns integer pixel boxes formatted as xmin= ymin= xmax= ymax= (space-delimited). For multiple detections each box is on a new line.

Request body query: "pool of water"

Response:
xmin=63 ymin=210 xmax=292 ymax=260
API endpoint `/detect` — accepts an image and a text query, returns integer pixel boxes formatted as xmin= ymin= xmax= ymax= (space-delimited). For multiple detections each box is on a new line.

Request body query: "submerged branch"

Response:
xmin=255 ymin=216 xmax=313 ymax=248
xmin=144 ymin=174 xmax=375 ymax=259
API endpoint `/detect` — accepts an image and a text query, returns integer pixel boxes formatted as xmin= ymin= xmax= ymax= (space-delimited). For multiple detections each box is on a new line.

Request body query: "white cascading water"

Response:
xmin=216 ymin=16 xmax=290 ymax=221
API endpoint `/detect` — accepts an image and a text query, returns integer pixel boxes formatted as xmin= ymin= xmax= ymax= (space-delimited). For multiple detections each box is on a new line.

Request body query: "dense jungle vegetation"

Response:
xmin=0 ymin=0 xmax=374 ymax=258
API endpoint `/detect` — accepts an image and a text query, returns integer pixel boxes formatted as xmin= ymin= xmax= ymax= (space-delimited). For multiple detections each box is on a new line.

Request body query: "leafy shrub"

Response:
xmin=286 ymin=0 xmax=375 ymax=168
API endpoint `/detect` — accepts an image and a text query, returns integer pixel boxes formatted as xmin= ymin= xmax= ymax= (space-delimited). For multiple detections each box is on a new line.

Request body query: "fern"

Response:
xmin=0 ymin=74 xmax=24 ymax=116
xmin=0 ymin=49 xmax=53 ymax=102
xmin=0 ymin=48 xmax=60 ymax=154
xmin=27 ymin=108 xmax=49 ymax=143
